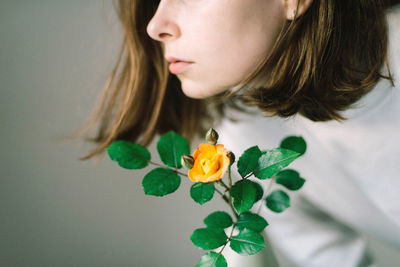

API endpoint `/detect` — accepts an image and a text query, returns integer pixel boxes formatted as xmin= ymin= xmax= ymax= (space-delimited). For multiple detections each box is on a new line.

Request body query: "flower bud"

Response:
xmin=227 ymin=151 xmax=235 ymax=166
xmin=181 ymin=155 xmax=194 ymax=169
xmin=205 ymin=128 xmax=219 ymax=145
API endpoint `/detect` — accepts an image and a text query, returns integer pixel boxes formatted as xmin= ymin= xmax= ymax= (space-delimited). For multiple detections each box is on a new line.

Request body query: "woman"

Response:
xmin=75 ymin=0 xmax=400 ymax=266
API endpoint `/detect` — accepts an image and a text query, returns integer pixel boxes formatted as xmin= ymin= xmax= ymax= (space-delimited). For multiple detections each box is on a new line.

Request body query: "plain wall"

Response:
xmin=0 ymin=1 xmax=230 ymax=266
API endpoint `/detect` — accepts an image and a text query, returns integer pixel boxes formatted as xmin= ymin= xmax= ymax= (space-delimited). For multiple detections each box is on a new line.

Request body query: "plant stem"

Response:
xmin=243 ymin=172 xmax=253 ymax=179
xmin=227 ymin=167 xmax=239 ymax=219
xmin=218 ymin=180 xmax=230 ymax=192
xmin=175 ymin=170 xmax=189 ymax=177
xmin=228 ymin=166 xmax=233 ymax=188
xmin=148 ymin=160 xmax=188 ymax=177
xmin=265 ymin=175 xmax=276 ymax=196
xmin=256 ymin=175 xmax=276 ymax=214
xmin=149 ymin=160 xmax=164 ymax=168
xmin=217 ymin=223 xmax=237 ymax=256
xmin=214 ymin=169 xmax=239 ymax=258
xmin=215 ymin=188 xmax=230 ymax=205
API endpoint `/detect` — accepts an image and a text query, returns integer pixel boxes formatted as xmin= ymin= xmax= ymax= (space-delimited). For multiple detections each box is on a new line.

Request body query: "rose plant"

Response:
xmin=106 ymin=128 xmax=307 ymax=267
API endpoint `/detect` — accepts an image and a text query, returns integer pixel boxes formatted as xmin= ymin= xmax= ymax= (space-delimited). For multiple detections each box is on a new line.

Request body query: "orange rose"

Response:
xmin=188 ymin=144 xmax=230 ymax=183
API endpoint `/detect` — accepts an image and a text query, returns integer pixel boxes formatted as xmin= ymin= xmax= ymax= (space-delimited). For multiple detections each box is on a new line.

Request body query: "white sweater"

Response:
xmin=217 ymin=5 xmax=400 ymax=267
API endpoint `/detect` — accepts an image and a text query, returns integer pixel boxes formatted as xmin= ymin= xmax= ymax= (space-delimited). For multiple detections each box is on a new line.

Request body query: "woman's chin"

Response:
xmin=181 ymin=89 xmax=209 ymax=99
xmin=180 ymin=82 xmax=230 ymax=99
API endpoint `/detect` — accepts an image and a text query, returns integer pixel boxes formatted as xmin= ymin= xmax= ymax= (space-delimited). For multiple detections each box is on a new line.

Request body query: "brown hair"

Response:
xmin=230 ymin=0 xmax=394 ymax=121
xmin=70 ymin=0 xmax=396 ymax=161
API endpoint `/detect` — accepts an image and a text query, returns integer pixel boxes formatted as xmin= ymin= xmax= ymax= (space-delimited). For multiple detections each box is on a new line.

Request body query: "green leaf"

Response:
xmin=276 ymin=169 xmax=306 ymax=191
xmin=230 ymin=180 xmax=257 ymax=214
xmin=236 ymin=212 xmax=269 ymax=232
xmin=230 ymin=228 xmax=266 ymax=256
xmin=190 ymin=228 xmax=228 ymax=250
xmin=280 ymin=136 xmax=307 ymax=156
xmin=157 ymin=131 xmax=190 ymax=169
xmin=190 ymin=182 xmax=215 ymax=205
xmin=107 ymin=141 xmax=150 ymax=169
xmin=237 ymin=146 xmax=262 ymax=178
xmin=142 ymin=168 xmax=181 ymax=197
xmin=248 ymin=180 xmax=264 ymax=202
xmin=204 ymin=211 xmax=233 ymax=229
xmin=254 ymin=148 xmax=300 ymax=179
xmin=196 ymin=252 xmax=227 ymax=267
xmin=266 ymin=190 xmax=290 ymax=213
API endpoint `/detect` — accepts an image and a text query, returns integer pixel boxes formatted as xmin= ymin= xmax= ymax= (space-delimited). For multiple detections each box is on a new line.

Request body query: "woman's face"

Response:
xmin=147 ymin=0 xmax=286 ymax=99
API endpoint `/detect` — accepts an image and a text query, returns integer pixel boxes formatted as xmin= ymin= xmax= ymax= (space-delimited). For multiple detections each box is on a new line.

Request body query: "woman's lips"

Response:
xmin=168 ymin=61 xmax=193 ymax=74
xmin=166 ymin=57 xmax=193 ymax=74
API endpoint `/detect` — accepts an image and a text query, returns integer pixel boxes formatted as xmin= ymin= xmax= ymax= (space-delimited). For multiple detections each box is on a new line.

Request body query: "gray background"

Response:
xmin=1 ymin=1 xmax=399 ymax=267
xmin=0 ymin=1 xmax=229 ymax=266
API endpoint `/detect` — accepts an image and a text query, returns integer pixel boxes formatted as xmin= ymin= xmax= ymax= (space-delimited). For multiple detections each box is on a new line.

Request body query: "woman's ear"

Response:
xmin=283 ymin=0 xmax=314 ymax=20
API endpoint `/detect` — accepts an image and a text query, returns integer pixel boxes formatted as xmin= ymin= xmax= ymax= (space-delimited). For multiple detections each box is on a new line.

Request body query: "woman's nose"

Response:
xmin=146 ymin=2 xmax=180 ymax=42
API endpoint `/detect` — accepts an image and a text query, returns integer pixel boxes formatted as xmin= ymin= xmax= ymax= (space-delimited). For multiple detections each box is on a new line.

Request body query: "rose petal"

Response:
xmin=189 ymin=143 xmax=230 ymax=183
